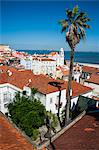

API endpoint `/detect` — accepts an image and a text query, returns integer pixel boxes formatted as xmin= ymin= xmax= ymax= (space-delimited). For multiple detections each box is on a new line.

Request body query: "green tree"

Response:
xmin=59 ymin=6 xmax=90 ymax=124
xmin=31 ymin=87 xmax=38 ymax=100
xmin=8 ymin=94 xmax=46 ymax=140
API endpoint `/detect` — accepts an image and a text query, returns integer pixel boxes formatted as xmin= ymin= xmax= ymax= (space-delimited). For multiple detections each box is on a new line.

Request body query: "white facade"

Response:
xmin=45 ymin=89 xmax=66 ymax=114
xmin=32 ymin=59 xmax=56 ymax=78
xmin=0 ymin=45 xmax=11 ymax=52
xmin=71 ymin=91 xmax=93 ymax=109
xmin=84 ymin=82 xmax=99 ymax=94
xmin=20 ymin=57 xmax=56 ymax=78
xmin=20 ymin=58 xmax=32 ymax=70
xmin=20 ymin=48 xmax=64 ymax=78
xmin=49 ymin=48 xmax=64 ymax=67
xmin=59 ymin=48 xmax=64 ymax=66
xmin=28 ymin=89 xmax=66 ymax=114
xmin=0 ymin=83 xmax=66 ymax=115
xmin=73 ymin=72 xmax=81 ymax=83
xmin=0 ymin=83 xmax=22 ymax=114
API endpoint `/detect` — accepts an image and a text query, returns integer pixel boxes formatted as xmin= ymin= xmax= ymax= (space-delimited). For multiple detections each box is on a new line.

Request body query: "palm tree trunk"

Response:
xmin=57 ymin=88 xmax=62 ymax=128
xmin=65 ymin=48 xmax=74 ymax=125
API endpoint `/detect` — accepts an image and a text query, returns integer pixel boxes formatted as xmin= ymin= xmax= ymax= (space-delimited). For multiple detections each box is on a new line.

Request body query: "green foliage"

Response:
xmin=72 ymin=5 xmax=78 ymax=16
xmin=59 ymin=5 xmax=90 ymax=49
xmin=46 ymin=111 xmax=58 ymax=129
xmin=76 ymin=95 xmax=96 ymax=112
xmin=8 ymin=93 xmax=46 ymax=140
xmin=31 ymin=88 xmax=38 ymax=96
xmin=32 ymin=129 xmax=39 ymax=141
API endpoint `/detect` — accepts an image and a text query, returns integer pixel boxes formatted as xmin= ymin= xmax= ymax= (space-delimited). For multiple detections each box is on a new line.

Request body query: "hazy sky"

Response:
xmin=1 ymin=0 xmax=99 ymax=51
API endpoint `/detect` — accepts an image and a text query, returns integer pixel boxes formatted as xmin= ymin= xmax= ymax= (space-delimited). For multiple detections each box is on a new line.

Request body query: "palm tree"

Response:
xmin=59 ymin=5 xmax=90 ymax=125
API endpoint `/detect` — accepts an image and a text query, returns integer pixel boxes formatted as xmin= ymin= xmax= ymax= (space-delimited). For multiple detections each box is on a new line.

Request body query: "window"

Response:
xmin=3 ymin=93 xmax=7 ymax=102
xmin=3 ymin=92 xmax=11 ymax=103
xmin=50 ymin=98 xmax=53 ymax=104
xmin=23 ymin=90 xmax=26 ymax=95
xmin=4 ymin=103 xmax=8 ymax=108
xmin=57 ymin=95 xmax=59 ymax=102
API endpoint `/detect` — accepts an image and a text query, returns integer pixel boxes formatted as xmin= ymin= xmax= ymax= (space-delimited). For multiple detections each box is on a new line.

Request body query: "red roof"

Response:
xmin=40 ymin=58 xmax=55 ymax=61
xmin=86 ymin=73 xmax=99 ymax=85
xmin=0 ymin=69 xmax=92 ymax=96
xmin=92 ymin=96 xmax=99 ymax=101
xmin=0 ymin=65 xmax=17 ymax=73
xmin=49 ymin=112 xmax=99 ymax=150
xmin=0 ymin=112 xmax=34 ymax=150
xmin=68 ymin=81 xmax=92 ymax=97
xmin=49 ymin=51 xmax=58 ymax=56
xmin=82 ymin=66 xmax=98 ymax=74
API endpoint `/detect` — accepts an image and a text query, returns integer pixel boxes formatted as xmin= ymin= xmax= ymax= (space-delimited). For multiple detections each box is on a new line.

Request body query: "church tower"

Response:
xmin=59 ymin=48 xmax=64 ymax=66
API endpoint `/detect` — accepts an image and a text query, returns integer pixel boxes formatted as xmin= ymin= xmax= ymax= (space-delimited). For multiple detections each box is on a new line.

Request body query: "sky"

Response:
xmin=0 ymin=0 xmax=99 ymax=51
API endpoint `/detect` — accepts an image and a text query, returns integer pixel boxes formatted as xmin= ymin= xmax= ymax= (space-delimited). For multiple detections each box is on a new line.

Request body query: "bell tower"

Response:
xmin=60 ymin=48 xmax=64 ymax=66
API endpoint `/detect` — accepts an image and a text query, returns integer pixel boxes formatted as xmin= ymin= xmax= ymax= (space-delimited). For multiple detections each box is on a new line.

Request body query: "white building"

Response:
xmin=0 ymin=66 xmax=93 ymax=114
xmin=20 ymin=57 xmax=56 ymax=78
xmin=0 ymin=69 xmax=66 ymax=114
xmin=84 ymin=73 xmax=99 ymax=95
xmin=20 ymin=48 xmax=64 ymax=78
xmin=0 ymin=44 xmax=12 ymax=52
xmin=48 ymin=48 xmax=64 ymax=67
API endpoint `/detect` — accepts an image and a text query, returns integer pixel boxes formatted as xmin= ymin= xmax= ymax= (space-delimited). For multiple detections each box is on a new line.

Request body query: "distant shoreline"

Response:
xmin=17 ymin=49 xmax=99 ymax=65
xmin=74 ymin=62 xmax=99 ymax=68
xmin=16 ymin=49 xmax=99 ymax=53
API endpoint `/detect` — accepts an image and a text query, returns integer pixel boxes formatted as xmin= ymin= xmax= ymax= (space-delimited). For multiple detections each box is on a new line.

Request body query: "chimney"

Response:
xmin=29 ymin=79 xmax=32 ymax=83
xmin=70 ymin=89 xmax=72 ymax=96
xmin=7 ymin=70 xmax=12 ymax=76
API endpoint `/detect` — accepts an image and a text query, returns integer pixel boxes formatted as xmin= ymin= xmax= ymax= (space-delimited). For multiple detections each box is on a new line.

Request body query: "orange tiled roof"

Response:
xmin=92 ymin=96 xmax=99 ymax=101
xmin=0 ymin=112 xmax=34 ymax=150
xmin=0 ymin=67 xmax=92 ymax=96
xmin=49 ymin=51 xmax=58 ymax=56
xmin=65 ymin=81 xmax=92 ymax=97
xmin=0 ymin=65 xmax=17 ymax=73
xmin=49 ymin=112 xmax=99 ymax=150
xmin=82 ymin=66 xmax=98 ymax=74
xmin=62 ymin=70 xmax=69 ymax=76
xmin=86 ymin=73 xmax=99 ymax=85
xmin=40 ymin=58 xmax=55 ymax=61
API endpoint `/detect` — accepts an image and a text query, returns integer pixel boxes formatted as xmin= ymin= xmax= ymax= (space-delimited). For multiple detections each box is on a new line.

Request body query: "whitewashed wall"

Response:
xmin=84 ymin=82 xmax=99 ymax=94
xmin=0 ymin=83 xmax=22 ymax=114
xmin=45 ymin=89 xmax=66 ymax=114
xmin=34 ymin=92 xmax=46 ymax=106
xmin=73 ymin=73 xmax=81 ymax=83
xmin=71 ymin=91 xmax=92 ymax=108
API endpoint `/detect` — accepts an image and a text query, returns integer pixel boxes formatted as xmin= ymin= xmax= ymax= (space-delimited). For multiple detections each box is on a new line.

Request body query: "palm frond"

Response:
xmin=82 ymin=24 xmax=90 ymax=29
xmin=66 ymin=9 xmax=73 ymax=20
xmin=61 ymin=26 xmax=67 ymax=33
xmin=59 ymin=19 xmax=69 ymax=33
xmin=81 ymin=17 xmax=90 ymax=23
xmin=79 ymin=26 xmax=86 ymax=40
xmin=76 ymin=12 xmax=86 ymax=21
xmin=72 ymin=5 xmax=78 ymax=16
xmin=58 ymin=19 xmax=68 ymax=25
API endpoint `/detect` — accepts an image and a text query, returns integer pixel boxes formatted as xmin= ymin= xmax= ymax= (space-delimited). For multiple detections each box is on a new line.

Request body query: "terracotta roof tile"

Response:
xmin=40 ymin=58 xmax=55 ymax=61
xmin=49 ymin=51 xmax=58 ymax=56
xmin=0 ymin=65 xmax=17 ymax=73
xmin=68 ymin=81 xmax=92 ymax=97
xmin=86 ymin=73 xmax=99 ymax=85
xmin=82 ymin=66 xmax=98 ymax=74
xmin=49 ymin=112 xmax=99 ymax=150
xmin=0 ymin=67 xmax=92 ymax=96
xmin=92 ymin=96 xmax=99 ymax=101
xmin=0 ymin=112 xmax=34 ymax=150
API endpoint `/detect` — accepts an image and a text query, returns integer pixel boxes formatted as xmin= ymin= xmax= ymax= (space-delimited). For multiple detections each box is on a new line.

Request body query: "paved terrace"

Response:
xmin=49 ymin=112 xmax=99 ymax=150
